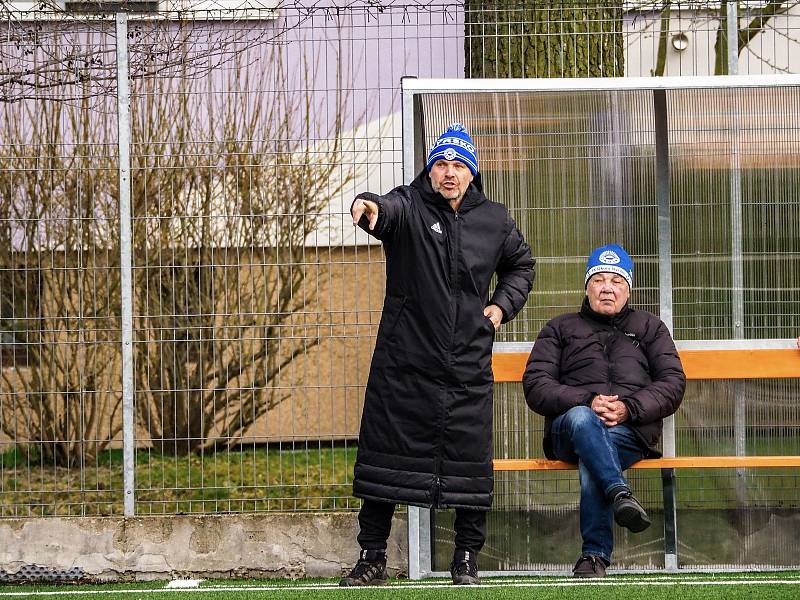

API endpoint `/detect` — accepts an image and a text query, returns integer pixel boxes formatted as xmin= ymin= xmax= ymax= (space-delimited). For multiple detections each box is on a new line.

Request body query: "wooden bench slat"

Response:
xmin=493 ymin=456 xmax=800 ymax=471
xmin=492 ymin=348 xmax=800 ymax=382
xmin=492 ymin=352 xmax=530 ymax=383
xmin=680 ymin=349 xmax=800 ymax=380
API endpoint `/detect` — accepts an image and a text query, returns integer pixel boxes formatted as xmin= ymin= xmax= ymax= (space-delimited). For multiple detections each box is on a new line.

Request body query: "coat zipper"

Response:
xmin=604 ymin=323 xmax=621 ymax=395
xmin=434 ymin=209 xmax=461 ymax=507
xmin=449 ymin=210 xmax=462 ymax=352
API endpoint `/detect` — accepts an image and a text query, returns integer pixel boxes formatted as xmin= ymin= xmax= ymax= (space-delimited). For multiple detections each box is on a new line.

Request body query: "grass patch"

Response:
xmin=2 ymin=435 xmax=798 ymax=516
xmin=0 ymin=445 xmax=359 ymax=517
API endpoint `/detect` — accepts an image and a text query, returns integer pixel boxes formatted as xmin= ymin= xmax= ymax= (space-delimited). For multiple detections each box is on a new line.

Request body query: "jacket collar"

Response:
xmin=410 ymin=168 xmax=486 ymax=214
xmin=580 ymin=296 xmax=632 ymax=326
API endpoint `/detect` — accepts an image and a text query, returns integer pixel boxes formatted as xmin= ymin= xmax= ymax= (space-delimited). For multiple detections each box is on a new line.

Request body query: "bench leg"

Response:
xmin=661 ymin=467 xmax=678 ymax=571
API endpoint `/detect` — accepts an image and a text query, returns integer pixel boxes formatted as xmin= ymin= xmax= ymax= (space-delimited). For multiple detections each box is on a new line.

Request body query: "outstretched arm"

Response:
xmin=350 ymin=189 xmax=410 ymax=242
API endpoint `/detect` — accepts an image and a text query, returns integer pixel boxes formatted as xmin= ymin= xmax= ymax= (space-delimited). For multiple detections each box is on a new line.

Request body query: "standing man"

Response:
xmin=340 ymin=123 xmax=535 ymax=586
xmin=523 ymin=244 xmax=685 ymax=578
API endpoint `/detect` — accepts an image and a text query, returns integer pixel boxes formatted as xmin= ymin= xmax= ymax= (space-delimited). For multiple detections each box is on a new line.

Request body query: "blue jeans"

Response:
xmin=550 ymin=405 xmax=646 ymax=564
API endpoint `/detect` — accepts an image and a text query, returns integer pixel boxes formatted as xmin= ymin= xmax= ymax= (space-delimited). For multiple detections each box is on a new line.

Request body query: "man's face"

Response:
xmin=429 ymin=159 xmax=474 ymax=202
xmin=586 ymin=272 xmax=630 ymax=316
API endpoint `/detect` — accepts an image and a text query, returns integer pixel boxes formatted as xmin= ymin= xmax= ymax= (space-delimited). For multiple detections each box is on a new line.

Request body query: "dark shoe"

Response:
xmin=611 ymin=488 xmax=651 ymax=533
xmin=572 ymin=554 xmax=607 ymax=578
xmin=339 ymin=550 xmax=388 ymax=587
xmin=450 ymin=548 xmax=480 ymax=585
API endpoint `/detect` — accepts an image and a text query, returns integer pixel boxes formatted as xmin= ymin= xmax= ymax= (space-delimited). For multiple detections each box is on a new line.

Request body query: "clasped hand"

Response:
xmin=591 ymin=394 xmax=629 ymax=427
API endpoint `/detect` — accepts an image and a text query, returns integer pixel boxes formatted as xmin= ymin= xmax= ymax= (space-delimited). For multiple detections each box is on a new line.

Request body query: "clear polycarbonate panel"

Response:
xmin=668 ymin=86 xmax=800 ymax=340
xmin=418 ymin=82 xmax=800 ymax=571
xmin=421 ymin=88 xmax=662 ymax=337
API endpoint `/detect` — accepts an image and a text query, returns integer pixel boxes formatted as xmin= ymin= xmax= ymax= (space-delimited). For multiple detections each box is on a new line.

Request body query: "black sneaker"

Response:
xmin=572 ymin=554 xmax=607 ymax=578
xmin=339 ymin=550 xmax=388 ymax=587
xmin=611 ymin=488 xmax=651 ymax=533
xmin=450 ymin=548 xmax=480 ymax=585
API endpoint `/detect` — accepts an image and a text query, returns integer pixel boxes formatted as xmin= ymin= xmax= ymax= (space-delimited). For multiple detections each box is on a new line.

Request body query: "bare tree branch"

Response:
xmin=1 ymin=1 xmax=293 ymax=103
xmin=738 ymin=1 xmax=788 ymax=52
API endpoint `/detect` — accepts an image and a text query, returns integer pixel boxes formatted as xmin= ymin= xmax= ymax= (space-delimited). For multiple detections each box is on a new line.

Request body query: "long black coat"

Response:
xmin=352 ymin=170 xmax=534 ymax=510
xmin=523 ymin=299 xmax=685 ymax=459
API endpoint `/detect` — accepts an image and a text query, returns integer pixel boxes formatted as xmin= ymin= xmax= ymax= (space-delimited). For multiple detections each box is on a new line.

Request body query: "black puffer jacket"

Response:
xmin=523 ymin=298 xmax=685 ymax=458
xmin=352 ymin=169 xmax=534 ymax=510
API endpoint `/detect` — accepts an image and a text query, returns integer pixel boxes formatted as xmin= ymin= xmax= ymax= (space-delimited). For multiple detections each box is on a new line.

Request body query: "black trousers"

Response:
xmin=357 ymin=498 xmax=487 ymax=555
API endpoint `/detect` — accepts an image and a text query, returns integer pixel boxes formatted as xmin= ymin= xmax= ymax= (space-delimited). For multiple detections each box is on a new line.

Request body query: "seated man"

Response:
xmin=523 ymin=244 xmax=685 ymax=578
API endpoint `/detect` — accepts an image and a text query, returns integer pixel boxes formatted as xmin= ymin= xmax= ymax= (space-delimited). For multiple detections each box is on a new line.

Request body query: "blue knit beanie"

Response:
xmin=585 ymin=244 xmax=633 ymax=289
xmin=426 ymin=123 xmax=478 ymax=175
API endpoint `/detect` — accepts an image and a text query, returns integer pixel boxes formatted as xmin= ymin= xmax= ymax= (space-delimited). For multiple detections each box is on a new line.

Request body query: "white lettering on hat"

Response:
xmin=434 ymin=137 xmax=476 ymax=153
xmin=599 ymin=250 xmax=621 ymax=265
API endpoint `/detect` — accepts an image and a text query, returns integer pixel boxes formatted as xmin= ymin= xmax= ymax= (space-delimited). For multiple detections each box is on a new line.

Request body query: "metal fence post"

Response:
xmin=726 ymin=2 xmax=748 ymax=505
xmin=401 ymin=76 xmax=432 ymax=579
xmin=116 ymin=12 xmax=135 ymax=518
xmin=654 ymin=88 xmax=678 ymax=572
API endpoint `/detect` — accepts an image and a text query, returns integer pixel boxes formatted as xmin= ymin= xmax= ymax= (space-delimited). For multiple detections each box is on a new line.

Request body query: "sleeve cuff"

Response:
xmin=620 ymin=398 xmax=638 ymax=423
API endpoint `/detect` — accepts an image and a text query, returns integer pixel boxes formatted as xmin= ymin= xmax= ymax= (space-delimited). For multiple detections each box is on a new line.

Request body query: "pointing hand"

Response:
xmin=352 ymin=197 xmax=379 ymax=230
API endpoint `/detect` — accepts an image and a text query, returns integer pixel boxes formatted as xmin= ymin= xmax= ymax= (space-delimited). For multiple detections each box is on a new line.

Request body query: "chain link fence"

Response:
xmin=1 ymin=2 xmax=799 ymax=533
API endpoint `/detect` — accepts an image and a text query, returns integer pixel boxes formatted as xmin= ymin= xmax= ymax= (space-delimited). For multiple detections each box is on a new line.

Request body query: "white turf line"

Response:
xmin=204 ymin=574 xmax=800 ymax=588
xmin=165 ymin=581 xmax=204 ymax=589
xmin=1 ymin=578 xmax=800 ymax=596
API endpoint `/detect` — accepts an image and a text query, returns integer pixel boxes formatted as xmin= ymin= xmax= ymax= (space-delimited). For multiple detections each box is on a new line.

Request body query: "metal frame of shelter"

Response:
xmin=401 ymin=73 xmax=800 ymax=578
